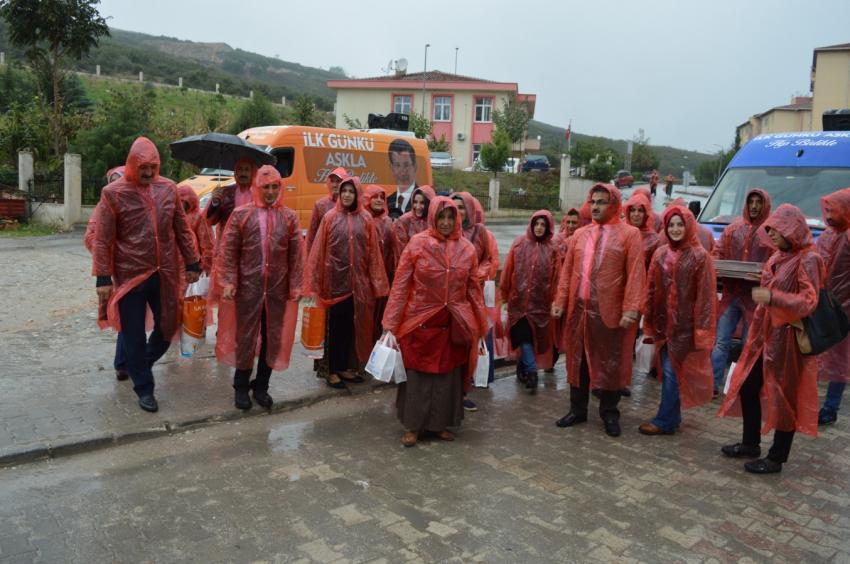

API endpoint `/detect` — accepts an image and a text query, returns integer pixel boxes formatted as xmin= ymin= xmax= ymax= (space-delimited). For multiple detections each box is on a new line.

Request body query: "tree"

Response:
xmin=492 ymin=93 xmax=530 ymax=146
xmin=293 ymin=95 xmax=321 ymax=126
xmin=428 ymin=134 xmax=449 ymax=152
xmin=479 ymin=129 xmax=511 ymax=177
xmin=631 ymin=142 xmax=660 ymax=172
xmin=230 ymin=92 xmax=278 ymax=134
xmin=0 ymin=0 xmax=109 ymax=157
xmin=408 ymin=112 xmax=432 ymax=139
xmin=342 ymin=113 xmax=363 ymax=129
xmin=586 ymin=160 xmax=616 ymax=182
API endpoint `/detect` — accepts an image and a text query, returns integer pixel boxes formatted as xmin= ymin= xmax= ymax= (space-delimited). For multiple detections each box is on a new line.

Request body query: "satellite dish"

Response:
xmin=396 ymin=58 xmax=408 ymax=72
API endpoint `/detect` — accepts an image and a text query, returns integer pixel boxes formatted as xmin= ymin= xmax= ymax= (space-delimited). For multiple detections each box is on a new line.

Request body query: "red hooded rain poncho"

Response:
xmin=644 ymin=206 xmax=717 ymax=409
xmin=382 ymin=197 xmax=489 ymax=375
xmin=84 ymin=166 xmax=126 ymax=253
xmin=453 ymin=192 xmax=495 ymax=282
xmin=305 ymin=176 xmax=390 ymax=362
xmin=712 ymin=188 xmax=775 ymax=325
xmin=718 ymin=204 xmax=825 ymax=437
xmin=633 ymin=187 xmax=663 ymax=232
xmin=363 ymin=184 xmax=399 ymax=282
xmin=177 ymin=184 xmax=214 ymax=274
xmin=499 ymin=210 xmax=560 ymax=364
xmin=624 ymin=193 xmax=661 ymax=270
xmin=306 ymin=166 xmax=348 ymax=252
xmin=92 ymin=137 xmax=200 ymax=339
xmin=553 ymin=183 xmax=647 ymax=390
xmin=215 ymin=165 xmax=304 ymax=370
xmin=816 ymin=188 xmax=850 ymax=383
xmin=394 ymin=185 xmax=437 ymax=251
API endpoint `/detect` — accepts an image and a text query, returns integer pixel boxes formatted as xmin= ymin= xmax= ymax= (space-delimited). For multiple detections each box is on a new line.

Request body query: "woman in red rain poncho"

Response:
xmin=624 ymin=192 xmax=660 ymax=270
xmin=92 ymin=137 xmax=200 ymax=412
xmin=363 ymin=184 xmax=399 ymax=337
xmin=633 ymin=186 xmax=663 ymax=232
xmin=499 ymin=210 xmax=560 ymax=390
xmin=382 ymin=197 xmax=488 ymax=446
xmin=639 ymin=206 xmax=716 ymax=435
xmin=305 ymin=176 xmax=389 ymax=388
xmin=177 ymin=185 xmax=214 ymax=275
xmin=718 ymin=204 xmax=824 ymax=474
xmin=816 ymin=188 xmax=850 ymax=425
xmin=394 ymin=185 xmax=436 ymax=252
xmin=306 ymin=166 xmax=348 ymax=252
xmin=216 ymin=165 xmax=304 ymax=410
xmin=551 ymin=183 xmax=646 ymax=437
xmin=710 ymin=188 xmax=774 ymax=393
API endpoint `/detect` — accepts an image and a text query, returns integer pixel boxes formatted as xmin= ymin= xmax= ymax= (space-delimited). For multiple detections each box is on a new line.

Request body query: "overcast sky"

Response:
xmin=98 ymin=0 xmax=849 ymax=153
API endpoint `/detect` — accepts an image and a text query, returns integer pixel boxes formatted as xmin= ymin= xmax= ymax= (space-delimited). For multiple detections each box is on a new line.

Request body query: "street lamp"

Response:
xmin=421 ymin=43 xmax=430 ymax=116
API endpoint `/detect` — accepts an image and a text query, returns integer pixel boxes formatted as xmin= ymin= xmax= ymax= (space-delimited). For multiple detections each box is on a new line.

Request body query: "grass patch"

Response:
xmin=0 ymin=222 xmax=63 ymax=237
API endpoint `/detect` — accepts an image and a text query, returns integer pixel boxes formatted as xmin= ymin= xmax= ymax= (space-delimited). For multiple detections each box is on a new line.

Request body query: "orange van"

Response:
xmin=236 ymin=125 xmax=433 ymax=225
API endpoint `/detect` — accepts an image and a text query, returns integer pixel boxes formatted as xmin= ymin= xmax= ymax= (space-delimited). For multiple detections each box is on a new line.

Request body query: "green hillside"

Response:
xmin=528 ymin=120 xmax=713 ymax=178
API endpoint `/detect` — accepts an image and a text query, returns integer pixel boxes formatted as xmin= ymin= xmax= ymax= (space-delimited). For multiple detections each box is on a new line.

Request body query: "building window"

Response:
xmin=393 ymin=95 xmax=411 ymax=114
xmin=472 ymin=144 xmax=482 ymax=163
xmin=474 ymin=98 xmax=492 ymax=122
xmin=433 ymin=96 xmax=451 ymax=121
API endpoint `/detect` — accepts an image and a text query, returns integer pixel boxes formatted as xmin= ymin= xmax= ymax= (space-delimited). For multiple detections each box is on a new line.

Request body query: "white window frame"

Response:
xmin=433 ymin=96 xmax=452 ymax=122
xmin=393 ymin=95 xmax=412 ymax=114
xmin=472 ymin=143 xmax=482 ymax=163
xmin=474 ymin=98 xmax=493 ymax=122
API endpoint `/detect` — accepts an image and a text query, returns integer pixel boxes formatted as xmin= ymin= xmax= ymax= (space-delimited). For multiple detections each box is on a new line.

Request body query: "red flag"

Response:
xmin=564 ymin=122 xmax=571 ymax=142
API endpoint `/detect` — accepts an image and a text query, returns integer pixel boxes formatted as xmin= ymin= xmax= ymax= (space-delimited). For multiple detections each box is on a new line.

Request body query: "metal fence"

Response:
xmin=30 ymin=177 xmax=64 ymax=203
xmin=499 ymin=192 xmax=560 ymax=211
xmin=82 ymin=178 xmax=105 ymax=205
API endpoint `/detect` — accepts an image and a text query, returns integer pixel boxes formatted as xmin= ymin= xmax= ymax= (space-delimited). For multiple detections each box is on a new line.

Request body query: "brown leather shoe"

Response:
xmin=401 ymin=431 xmax=418 ymax=447
xmin=435 ymin=430 xmax=455 ymax=442
xmin=638 ymin=422 xmax=674 ymax=435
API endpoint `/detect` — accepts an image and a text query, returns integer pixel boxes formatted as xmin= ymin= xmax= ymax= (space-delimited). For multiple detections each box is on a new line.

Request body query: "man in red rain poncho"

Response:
xmin=363 ymin=184 xmax=400 ymax=336
xmin=500 ymin=210 xmax=560 ymax=390
xmin=215 ymin=165 xmax=304 ymax=410
xmin=639 ymin=206 xmax=716 ymax=435
xmin=394 ymin=185 xmax=436 ymax=252
xmin=624 ymin=192 xmax=660 ymax=271
xmin=718 ymin=204 xmax=824 ymax=474
xmin=551 ymin=183 xmax=646 ymax=437
xmin=816 ymin=188 xmax=850 ymax=425
xmin=710 ymin=188 xmax=774 ymax=394
xmin=305 ymin=176 xmax=389 ymax=387
xmin=555 ymin=209 xmax=581 ymax=264
xmin=306 ymin=166 xmax=348 ymax=252
xmin=649 ymin=169 xmax=659 ymax=197
xmin=92 ymin=137 xmax=201 ymax=413
xmin=177 ymin=185 xmax=214 ymax=275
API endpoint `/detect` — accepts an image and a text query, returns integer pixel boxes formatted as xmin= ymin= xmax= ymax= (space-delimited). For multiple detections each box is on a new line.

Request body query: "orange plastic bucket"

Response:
xmin=301 ymin=306 xmax=326 ymax=352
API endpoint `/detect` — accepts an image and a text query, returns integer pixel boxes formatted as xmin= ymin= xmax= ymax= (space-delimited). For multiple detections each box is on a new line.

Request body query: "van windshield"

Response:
xmin=700 ymin=167 xmax=850 ymax=229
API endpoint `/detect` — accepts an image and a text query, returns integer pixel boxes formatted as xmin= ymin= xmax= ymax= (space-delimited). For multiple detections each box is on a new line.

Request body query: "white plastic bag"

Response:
xmin=366 ymin=332 xmax=398 ymax=383
xmin=483 ymin=280 xmax=496 ymax=308
xmin=180 ymin=275 xmax=209 ymax=357
xmin=392 ymin=347 xmax=407 ymax=384
xmin=473 ymin=338 xmax=490 ymax=388
xmin=722 ymin=362 xmax=736 ymax=396
xmin=634 ymin=339 xmax=655 ymax=375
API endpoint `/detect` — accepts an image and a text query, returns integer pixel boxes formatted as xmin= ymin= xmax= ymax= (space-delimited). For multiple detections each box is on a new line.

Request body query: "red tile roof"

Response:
xmin=344 ymin=70 xmax=503 ymax=83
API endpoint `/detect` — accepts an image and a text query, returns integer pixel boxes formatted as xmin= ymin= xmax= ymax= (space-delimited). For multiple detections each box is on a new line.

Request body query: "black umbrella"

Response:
xmin=169 ymin=132 xmax=276 ymax=171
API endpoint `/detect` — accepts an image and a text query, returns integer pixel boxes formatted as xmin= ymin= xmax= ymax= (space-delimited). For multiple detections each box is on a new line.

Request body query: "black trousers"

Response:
xmin=234 ymin=310 xmax=272 ymax=392
xmin=328 ymin=296 xmax=355 ymax=374
xmin=118 ymin=273 xmax=170 ymax=398
xmin=739 ymin=357 xmax=796 ymax=463
xmin=569 ymin=354 xmax=621 ymax=422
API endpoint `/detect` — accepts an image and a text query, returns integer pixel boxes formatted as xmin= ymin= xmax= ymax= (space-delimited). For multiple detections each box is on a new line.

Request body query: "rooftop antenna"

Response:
xmin=396 ymin=58 xmax=408 ymax=74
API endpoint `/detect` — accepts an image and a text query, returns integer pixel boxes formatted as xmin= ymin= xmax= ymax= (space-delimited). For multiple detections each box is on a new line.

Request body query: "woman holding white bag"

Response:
xmin=382 ymin=197 xmax=489 ymax=447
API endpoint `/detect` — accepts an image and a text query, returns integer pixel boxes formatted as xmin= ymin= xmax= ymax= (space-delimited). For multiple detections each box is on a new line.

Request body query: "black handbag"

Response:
xmin=791 ymin=289 xmax=850 ymax=355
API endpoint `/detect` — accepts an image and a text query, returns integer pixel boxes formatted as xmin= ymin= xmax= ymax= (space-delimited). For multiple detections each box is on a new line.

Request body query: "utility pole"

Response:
xmin=421 ymin=44 xmax=430 ymax=116
xmin=454 ymin=47 xmax=459 ymax=74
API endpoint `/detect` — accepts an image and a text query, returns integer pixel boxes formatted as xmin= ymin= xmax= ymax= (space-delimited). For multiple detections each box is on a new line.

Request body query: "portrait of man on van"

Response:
xmin=387 ymin=138 xmax=418 ymax=220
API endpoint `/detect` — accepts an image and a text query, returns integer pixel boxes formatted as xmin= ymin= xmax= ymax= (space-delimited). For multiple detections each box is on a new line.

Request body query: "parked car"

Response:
xmin=521 ymin=155 xmax=550 ymax=172
xmin=430 ymin=151 xmax=453 ymax=169
xmin=178 ymin=168 xmax=234 ymax=210
xmin=613 ymin=169 xmax=634 ymax=188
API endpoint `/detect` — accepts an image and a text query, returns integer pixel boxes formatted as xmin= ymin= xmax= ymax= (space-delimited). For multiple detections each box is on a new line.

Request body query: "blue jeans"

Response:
xmin=821 ymin=382 xmax=847 ymax=415
xmin=118 ymin=273 xmax=171 ymax=397
xmin=651 ymin=346 xmax=681 ymax=433
xmin=711 ymin=298 xmax=749 ymax=390
xmin=519 ymin=342 xmax=538 ymax=373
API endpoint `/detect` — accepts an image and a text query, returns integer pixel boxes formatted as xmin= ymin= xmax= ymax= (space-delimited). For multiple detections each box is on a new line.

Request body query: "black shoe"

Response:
xmin=721 ymin=443 xmax=761 ymax=458
xmin=235 ymin=389 xmax=252 ymax=410
xmin=253 ymin=389 xmax=273 ymax=409
xmin=555 ymin=412 xmax=587 ymax=428
xmin=138 ymin=395 xmax=158 ymax=413
xmin=326 ymin=377 xmax=346 ymax=389
xmin=116 ymin=369 xmax=130 ymax=381
xmin=516 ymin=364 xmax=527 ymax=383
xmin=818 ymin=410 xmax=837 ymax=426
xmin=620 ymin=388 xmax=631 ymax=398
xmin=603 ymin=419 xmax=621 ymax=437
xmin=744 ymin=457 xmax=783 ymax=474
xmin=591 ymin=388 xmax=601 ymax=399
xmin=525 ymin=371 xmax=538 ymax=390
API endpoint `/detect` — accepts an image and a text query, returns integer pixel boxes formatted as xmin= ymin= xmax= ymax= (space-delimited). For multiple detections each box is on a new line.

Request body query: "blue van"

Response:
xmin=699 ymin=131 xmax=850 ymax=239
